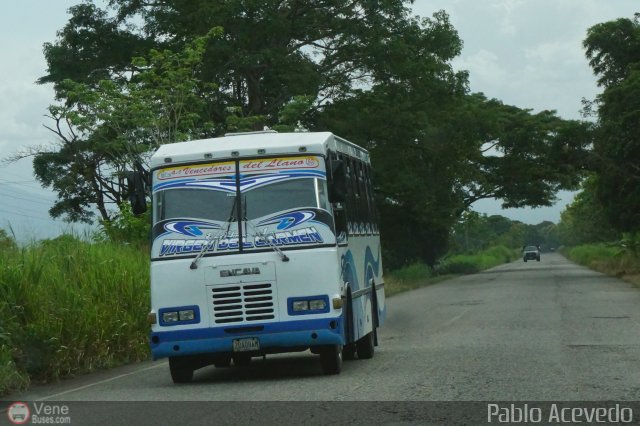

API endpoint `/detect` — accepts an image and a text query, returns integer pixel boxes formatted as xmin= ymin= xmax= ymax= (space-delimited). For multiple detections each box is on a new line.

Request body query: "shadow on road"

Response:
xmin=187 ymin=352 xmax=364 ymax=384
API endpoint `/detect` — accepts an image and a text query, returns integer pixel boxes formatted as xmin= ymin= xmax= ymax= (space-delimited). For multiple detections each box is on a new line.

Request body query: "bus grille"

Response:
xmin=211 ymin=283 xmax=275 ymax=324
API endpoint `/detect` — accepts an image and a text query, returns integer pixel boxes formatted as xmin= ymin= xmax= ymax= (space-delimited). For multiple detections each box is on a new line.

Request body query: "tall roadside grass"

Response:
xmin=563 ymin=243 xmax=640 ymax=285
xmin=0 ymin=235 xmax=150 ymax=396
xmin=385 ymin=263 xmax=438 ymax=297
xmin=436 ymin=245 xmax=517 ymax=275
xmin=385 ymin=245 xmax=518 ymax=296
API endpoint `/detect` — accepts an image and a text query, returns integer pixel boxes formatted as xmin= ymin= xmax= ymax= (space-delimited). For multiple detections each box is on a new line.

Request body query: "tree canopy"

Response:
xmin=33 ymin=0 xmax=590 ymax=266
xmin=581 ymin=13 xmax=640 ymax=235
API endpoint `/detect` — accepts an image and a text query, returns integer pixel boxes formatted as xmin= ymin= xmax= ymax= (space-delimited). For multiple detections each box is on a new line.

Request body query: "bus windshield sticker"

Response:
xmin=156 ymin=162 xmax=235 ymax=181
xmin=163 ymin=220 xmax=221 ymax=237
xmin=153 ymin=176 xmax=237 ymax=194
xmin=156 ymin=226 xmax=325 ymax=257
xmin=257 ymin=210 xmax=316 ymax=230
xmin=239 ymin=156 xmax=322 ymax=173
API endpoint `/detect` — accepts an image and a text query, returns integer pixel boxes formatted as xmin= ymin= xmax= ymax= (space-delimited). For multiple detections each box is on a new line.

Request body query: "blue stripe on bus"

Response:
xmin=150 ymin=316 xmax=344 ymax=359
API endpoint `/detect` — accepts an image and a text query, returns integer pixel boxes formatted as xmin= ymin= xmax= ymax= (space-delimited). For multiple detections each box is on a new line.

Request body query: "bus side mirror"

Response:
xmin=126 ymin=171 xmax=147 ymax=215
xmin=329 ymin=160 xmax=347 ymax=203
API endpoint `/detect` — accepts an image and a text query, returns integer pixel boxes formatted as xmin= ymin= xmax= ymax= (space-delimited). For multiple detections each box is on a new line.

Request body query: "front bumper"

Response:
xmin=150 ymin=316 xmax=344 ymax=359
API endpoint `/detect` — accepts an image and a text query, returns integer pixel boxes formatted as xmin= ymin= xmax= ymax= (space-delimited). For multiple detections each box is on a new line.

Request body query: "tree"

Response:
xmin=27 ymin=30 xmax=220 ymax=223
xmin=584 ymin=14 xmax=640 ymax=88
xmin=449 ymin=211 xmax=494 ymax=253
xmin=31 ymin=1 xmax=590 ymax=266
xmin=583 ymin=14 xmax=640 ymax=233
xmin=557 ymin=175 xmax=619 ymax=246
xmin=448 ymin=212 xmax=563 ymax=254
xmin=38 ymin=3 xmax=155 ymax=91
xmin=592 ymin=72 xmax=640 ymax=232
xmin=321 ymin=85 xmax=589 ymax=265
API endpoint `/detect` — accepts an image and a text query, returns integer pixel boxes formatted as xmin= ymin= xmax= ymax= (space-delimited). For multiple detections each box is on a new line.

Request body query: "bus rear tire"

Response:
xmin=356 ymin=331 xmax=375 ymax=359
xmin=342 ymin=293 xmax=356 ymax=360
xmin=169 ymin=357 xmax=194 ymax=383
xmin=320 ymin=345 xmax=342 ymax=375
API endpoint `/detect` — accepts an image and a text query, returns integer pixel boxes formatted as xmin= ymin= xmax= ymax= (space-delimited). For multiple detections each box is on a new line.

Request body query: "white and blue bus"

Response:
xmin=142 ymin=131 xmax=385 ymax=382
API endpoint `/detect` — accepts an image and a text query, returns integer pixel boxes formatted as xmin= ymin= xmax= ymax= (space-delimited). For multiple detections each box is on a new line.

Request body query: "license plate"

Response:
xmin=233 ymin=338 xmax=260 ymax=352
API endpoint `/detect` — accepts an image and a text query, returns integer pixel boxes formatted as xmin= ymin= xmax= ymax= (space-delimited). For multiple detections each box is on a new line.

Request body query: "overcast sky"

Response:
xmin=0 ymin=0 xmax=638 ymax=241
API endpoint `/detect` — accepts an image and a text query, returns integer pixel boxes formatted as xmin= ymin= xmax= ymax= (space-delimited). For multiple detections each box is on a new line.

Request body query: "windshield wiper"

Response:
xmin=189 ymin=232 xmax=216 ymax=270
xmin=224 ymin=194 xmax=237 ymax=236
xmin=245 ymin=220 xmax=290 ymax=262
xmin=244 ymin=196 xmax=289 ymax=262
xmin=190 ymin=195 xmax=237 ymax=270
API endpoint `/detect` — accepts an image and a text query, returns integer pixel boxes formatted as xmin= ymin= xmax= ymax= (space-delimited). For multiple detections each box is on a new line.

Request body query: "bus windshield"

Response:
xmin=151 ymin=155 xmax=334 ymax=258
xmin=155 ymin=188 xmax=237 ymax=223
xmin=154 ymin=178 xmax=328 ymax=223
xmin=244 ymin=178 xmax=329 ymax=220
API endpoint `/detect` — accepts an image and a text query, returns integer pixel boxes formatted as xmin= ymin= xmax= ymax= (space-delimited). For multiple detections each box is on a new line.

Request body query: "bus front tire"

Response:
xmin=169 ymin=357 xmax=194 ymax=383
xmin=320 ymin=345 xmax=342 ymax=375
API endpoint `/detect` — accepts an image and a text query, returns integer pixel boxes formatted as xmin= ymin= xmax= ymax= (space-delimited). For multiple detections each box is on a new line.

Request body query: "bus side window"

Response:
xmin=356 ymin=160 xmax=367 ymax=233
xmin=362 ymin=164 xmax=373 ymax=234
xmin=334 ymin=207 xmax=348 ymax=244
xmin=353 ymin=159 xmax=362 ymax=234
xmin=345 ymin=158 xmax=355 ymax=234
xmin=369 ymin=165 xmax=379 ymax=233
xmin=333 ymin=153 xmax=349 ymax=241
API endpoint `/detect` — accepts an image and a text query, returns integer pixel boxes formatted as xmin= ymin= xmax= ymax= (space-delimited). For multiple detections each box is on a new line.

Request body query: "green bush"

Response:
xmin=564 ymin=243 xmax=619 ymax=266
xmin=482 ymin=245 xmax=515 ymax=264
xmin=437 ymin=245 xmax=516 ymax=275
xmin=563 ymin=242 xmax=640 ymax=280
xmin=95 ymin=204 xmax=151 ymax=246
xmin=384 ymin=262 xmax=434 ymax=297
xmin=389 ymin=262 xmax=432 ymax=283
xmin=438 ymin=256 xmax=480 ymax=274
xmin=385 ymin=245 xmax=518 ymax=296
xmin=0 ymin=235 xmax=150 ymax=396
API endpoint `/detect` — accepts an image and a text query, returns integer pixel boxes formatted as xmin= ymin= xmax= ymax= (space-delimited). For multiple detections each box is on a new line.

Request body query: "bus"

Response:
xmin=138 ymin=131 xmax=385 ymax=382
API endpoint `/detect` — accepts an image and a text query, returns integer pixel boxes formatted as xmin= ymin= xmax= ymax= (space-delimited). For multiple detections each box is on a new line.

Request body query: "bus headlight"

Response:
xmin=159 ymin=305 xmax=200 ymax=326
xmin=162 ymin=311 xmax=179 ymax=323
xmin=309 ymin=299 xmax=326 ymax=310
xmin=292 ymin=301 xmax=309 ymax=311
xmin=178 ymin=309 xmax=195 ymax=321
xmin=288 ymin=296 xmax=330 ymax=315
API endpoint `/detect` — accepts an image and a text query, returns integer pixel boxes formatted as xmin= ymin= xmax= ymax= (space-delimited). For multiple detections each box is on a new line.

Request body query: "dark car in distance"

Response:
xmin=523 ymin=245 xmax=541 ymax=262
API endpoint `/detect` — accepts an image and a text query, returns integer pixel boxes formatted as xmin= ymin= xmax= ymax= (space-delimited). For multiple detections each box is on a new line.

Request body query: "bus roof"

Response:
xmin=150 ymin=131 xmax=370 ymax=169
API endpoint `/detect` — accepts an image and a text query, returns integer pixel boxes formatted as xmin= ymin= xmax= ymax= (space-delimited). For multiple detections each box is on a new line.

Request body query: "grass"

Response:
xmin=562 ymin=243 xmax=640 ymax=286
xmin=384 ymin=245 xmax=519 ymax=297
xmin=436 ymin=245 xmax=517 ymax=275
xmin=384 ymin=261 xmax=454 ymax=297
xmin=0 ymin=235 xmax=150 ymax=396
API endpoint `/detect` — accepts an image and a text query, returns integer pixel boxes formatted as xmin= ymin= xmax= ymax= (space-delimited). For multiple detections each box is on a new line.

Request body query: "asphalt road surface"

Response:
xmin=5 ymin=253 xmax=640 ymax=423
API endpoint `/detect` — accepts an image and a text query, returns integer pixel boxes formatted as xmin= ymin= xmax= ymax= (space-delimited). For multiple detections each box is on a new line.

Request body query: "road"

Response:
xmin=4 ymin=253 xmax=640 ymax=423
